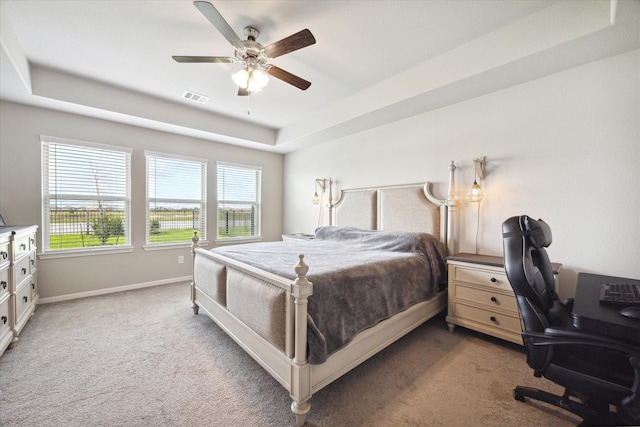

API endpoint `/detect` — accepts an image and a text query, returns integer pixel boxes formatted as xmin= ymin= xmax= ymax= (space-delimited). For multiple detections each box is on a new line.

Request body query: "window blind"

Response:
xmin=146 ymin=152 xmax=207 ymax=244
xmin=217 ymin=162 xmax=262 ymax=239
xmin=41 ymin=136 xmax=131 ymax=252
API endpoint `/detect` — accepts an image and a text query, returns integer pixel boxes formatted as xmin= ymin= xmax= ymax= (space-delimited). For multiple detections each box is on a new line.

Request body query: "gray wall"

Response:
xmin=283 ymin=49 xmax=640 ymax=300
xmin=0 ymin=102 xmax=284 ymax=300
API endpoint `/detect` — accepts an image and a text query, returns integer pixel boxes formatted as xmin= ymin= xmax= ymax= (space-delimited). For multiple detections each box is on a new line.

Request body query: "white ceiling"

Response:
xmin=1 ymin=0 xmax=638 ymax=153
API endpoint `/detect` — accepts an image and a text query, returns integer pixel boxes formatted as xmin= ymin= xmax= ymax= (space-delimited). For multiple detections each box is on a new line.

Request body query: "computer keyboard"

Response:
xmin=599 ymin=283 xmax=640 ymax=306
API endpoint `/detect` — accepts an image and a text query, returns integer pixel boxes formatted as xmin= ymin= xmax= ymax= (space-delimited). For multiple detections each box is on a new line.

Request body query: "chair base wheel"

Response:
xmin=513 ymin=388 xmax=525 ymax=402
xmin=512 ymin=385 xmax=634 ymax=426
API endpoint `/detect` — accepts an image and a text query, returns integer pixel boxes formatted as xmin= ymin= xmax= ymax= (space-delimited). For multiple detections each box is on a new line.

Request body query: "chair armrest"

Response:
xmin=523 ymin=328 xmax=640 ymax=356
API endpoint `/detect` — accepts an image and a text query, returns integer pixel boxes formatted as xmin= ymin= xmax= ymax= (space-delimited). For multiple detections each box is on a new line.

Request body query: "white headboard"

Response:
xmin=329 ymin=162 xmax=458 ymax=255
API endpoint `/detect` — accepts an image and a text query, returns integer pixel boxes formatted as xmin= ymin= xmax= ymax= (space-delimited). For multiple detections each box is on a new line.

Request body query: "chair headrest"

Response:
xmin=503 ymin=216 xmax=552 ymax=248
xmin=525 ymin=216 xmax=552 ymax=248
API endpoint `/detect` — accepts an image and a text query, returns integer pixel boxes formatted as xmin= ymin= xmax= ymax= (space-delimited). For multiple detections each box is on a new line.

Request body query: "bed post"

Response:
xmin=290 ymin=254 xmax=313 ymax=426
xmin=190 ymin=231 xmax=200 ymax=315
xmin=446 ymin=161 xmax=458 ymax=256
xmin=424 ymin=161 xmax=458 ymax=256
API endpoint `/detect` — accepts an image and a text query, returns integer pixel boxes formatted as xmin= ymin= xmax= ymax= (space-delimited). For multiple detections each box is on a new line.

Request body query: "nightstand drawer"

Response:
xmin=452 ymin=266 xmax=510 ymax=292
xmin=452 ymin=301 xmax=522 ymax=334
xmin=453 ymin=282 xmax=518 ymax=313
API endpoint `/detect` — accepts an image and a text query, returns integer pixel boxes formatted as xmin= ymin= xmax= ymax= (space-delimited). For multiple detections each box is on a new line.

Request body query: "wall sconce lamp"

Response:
xmin=312 ymin=177 xmax=334 ymax=227
xmin=467 ymin=156 xmax=485 ymax=202
xmin=312 ymin=178 xmax=326 ymax=204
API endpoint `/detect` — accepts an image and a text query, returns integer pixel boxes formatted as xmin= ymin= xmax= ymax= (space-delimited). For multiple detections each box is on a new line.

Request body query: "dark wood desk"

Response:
xmin=572 ymin=272 xmax=640 ymax=344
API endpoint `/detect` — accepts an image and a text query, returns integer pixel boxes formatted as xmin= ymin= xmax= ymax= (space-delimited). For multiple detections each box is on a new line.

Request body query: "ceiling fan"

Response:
xmin=173 ymin=1 xmax=316 ymax=96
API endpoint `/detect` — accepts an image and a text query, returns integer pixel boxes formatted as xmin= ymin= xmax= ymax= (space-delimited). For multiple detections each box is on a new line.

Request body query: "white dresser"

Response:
xmin=445 ymin=253 xmax=561 ymax=345
xmin=0 ymin=225 xmax=38 ymax=357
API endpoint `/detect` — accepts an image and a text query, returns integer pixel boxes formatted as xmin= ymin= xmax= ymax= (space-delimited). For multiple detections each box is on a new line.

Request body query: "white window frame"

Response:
xmin=41 ymin=136 xmax=132 ymax=257
xmin=144 ymin=151 xmax=207 ymax=249
xmin=216 ymin=161 xmax=262 ymax=244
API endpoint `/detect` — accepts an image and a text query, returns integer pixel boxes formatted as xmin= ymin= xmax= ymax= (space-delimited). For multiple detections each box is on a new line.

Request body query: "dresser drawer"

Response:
xmin=13 ymin=256 xmax=31 ymax=291
xmin=0 ymin=240 xmax=9 ymax=269
xmin=0 ymin=294 xmax=12 ymax=353
xmin=29 ymin=251 xmax=37 ymax=274
xmin=14 ymin=281 xmax=33 ymax=331
xmin=452 ymin=265 xmax=510 ymax=292
xmin=452 ymin=301 xmax=522 ymax=334
xmin=30 ymin=271 xmax=38 ymax=300
xmin=13 ymin=235 xmax=32 ymax=260
xmin=0 ymin=266 xmax=9 ymax=300
xmin=453 ymin=282 xmax=518 ymax=313
xmin=0 ymin=294 xmax=10 ymax=333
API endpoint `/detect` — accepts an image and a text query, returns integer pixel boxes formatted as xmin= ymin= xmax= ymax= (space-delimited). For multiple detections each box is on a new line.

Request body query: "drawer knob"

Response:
xmin=490 ymin=296 xmax=497 ymax=302
xmin=1 ymin=315 xmax=6 ymax=325
xmin=1 ymin=251 xmax=7 ymax=260
xmin=1 ymin=280 xmax=6 ymax=289
xmin=32 ymin=282 xmax=36 ymax=290
xmin=23 ymin=296 xmax=28 ymax=303
xmin=20 ymin=243 xmax=26 ymax=250
xmin=22 ymin=267 xmax=27 ymax=275
xmin=490 ymin=316 xmax=497 ymax=322
xmin=490 ymin=277 xmax=498 ymax=283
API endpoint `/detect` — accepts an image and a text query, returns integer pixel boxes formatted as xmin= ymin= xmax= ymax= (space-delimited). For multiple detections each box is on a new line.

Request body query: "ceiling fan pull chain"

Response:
xmin=247 ymin=93 xmax=251 ymax=115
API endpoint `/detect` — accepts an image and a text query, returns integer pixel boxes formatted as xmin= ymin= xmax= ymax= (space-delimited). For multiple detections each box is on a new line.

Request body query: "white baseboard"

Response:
xmin=38 ymin=276 xmax=193 ymax=304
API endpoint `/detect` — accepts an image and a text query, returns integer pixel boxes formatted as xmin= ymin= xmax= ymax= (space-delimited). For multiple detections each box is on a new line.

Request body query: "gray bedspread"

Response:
xmin=211 ymin=226 xmax=447 ymax=364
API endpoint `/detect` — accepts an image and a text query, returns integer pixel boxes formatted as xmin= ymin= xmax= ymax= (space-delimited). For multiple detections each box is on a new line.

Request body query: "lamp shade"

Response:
xmin=468 ymin=180 xmax=484 ymax=202
xmin=232 ymin=69 xmax=249 ymax=88
xmin=232 ymin=66 xmax=269 ymax=92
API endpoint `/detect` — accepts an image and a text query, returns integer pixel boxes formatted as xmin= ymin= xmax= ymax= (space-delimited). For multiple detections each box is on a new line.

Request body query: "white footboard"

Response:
xmin=191 ymin=237 xmax=314 ymax=425
xmin=191 ymin=245 xmax=447 ymax=426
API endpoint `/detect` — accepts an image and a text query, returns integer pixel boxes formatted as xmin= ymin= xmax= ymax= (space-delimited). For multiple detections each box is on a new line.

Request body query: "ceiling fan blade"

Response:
xmin=263 ymin=29 xmax=316 ymax=59
xmin=238 ymin=87 xmax=249 ymax=96
xmin=267 ymin=66 xmax=311 ymax=90
xmin=172 ymin=56 xmax=236 ymax=63
xmin=194 ymin=1 xmax=245 ymax=51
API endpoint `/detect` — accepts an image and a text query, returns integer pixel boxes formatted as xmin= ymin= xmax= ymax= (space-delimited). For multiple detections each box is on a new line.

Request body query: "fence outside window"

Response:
xmin=218 ymin=207 xmax=257 ymax=238
xmin=47 ymin=207 xmax=256 ymax=249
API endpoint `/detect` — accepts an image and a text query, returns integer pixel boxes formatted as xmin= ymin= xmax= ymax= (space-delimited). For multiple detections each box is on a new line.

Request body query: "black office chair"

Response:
xmin=502 ymin=215 xmax=640 ymax=425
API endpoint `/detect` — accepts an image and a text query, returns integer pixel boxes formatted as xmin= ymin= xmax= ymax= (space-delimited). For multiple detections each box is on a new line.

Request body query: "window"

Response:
xmin=146 ymin=152 xmax=207 ymax=245
xmin=42 ymin=136 xmax=131 ymax=253
xmin=217 ymin=162 xmax=262 ymax=240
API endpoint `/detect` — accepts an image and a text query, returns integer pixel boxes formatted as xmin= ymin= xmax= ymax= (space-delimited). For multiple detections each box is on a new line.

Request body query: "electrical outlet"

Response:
xmin=178 ymin=256 xmax=184 ymax=264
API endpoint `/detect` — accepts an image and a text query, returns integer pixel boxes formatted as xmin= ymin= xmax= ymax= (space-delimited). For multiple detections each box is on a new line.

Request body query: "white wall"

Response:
xmin=0 ymin=102 xmax=284 ymax=300
xmin=283 ymin=49 xmax=640 ymax=299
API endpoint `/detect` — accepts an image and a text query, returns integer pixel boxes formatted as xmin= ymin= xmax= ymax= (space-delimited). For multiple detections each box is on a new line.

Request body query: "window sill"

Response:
xmin=39 ymin=245 xmax=134 ymax=259
xmin=143 ymin=241 xmax=209 ymax=251
xmin=214 ymin=237 xmax=263 ymax=245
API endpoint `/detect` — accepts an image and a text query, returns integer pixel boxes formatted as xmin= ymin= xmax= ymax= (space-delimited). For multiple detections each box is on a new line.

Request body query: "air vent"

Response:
xmin=183 ymin=91 xmax=210 ymax=104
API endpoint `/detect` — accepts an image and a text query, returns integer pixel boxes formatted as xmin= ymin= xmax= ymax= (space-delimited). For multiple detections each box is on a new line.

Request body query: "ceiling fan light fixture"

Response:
xmin=232 ymin=66 xmax=269 ymax=92
xmin=175 ymin=2 xmax=314 ymax=96
xmin=232 ymin=68 xmax=250 ymax=88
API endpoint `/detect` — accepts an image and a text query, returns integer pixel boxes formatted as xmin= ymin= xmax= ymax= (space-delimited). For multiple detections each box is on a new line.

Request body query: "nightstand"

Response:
xmin=445 ymin=253 xmax=561 ymax=345
xmin=281 ymin=233 xmax=314 ymax=242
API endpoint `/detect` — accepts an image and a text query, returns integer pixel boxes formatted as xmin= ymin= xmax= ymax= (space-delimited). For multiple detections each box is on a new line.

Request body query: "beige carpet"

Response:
xmin=0 ymin=282 xmax=581 ymax=426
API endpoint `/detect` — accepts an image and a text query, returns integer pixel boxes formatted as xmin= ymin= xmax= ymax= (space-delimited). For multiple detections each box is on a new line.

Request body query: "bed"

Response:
xmin=190 ymin=162 xmax=458 ymax=425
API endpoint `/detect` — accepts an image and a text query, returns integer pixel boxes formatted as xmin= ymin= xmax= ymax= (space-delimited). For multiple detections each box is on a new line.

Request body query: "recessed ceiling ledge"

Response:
xmin=275 ymin=0 xmax=615 ymax=149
